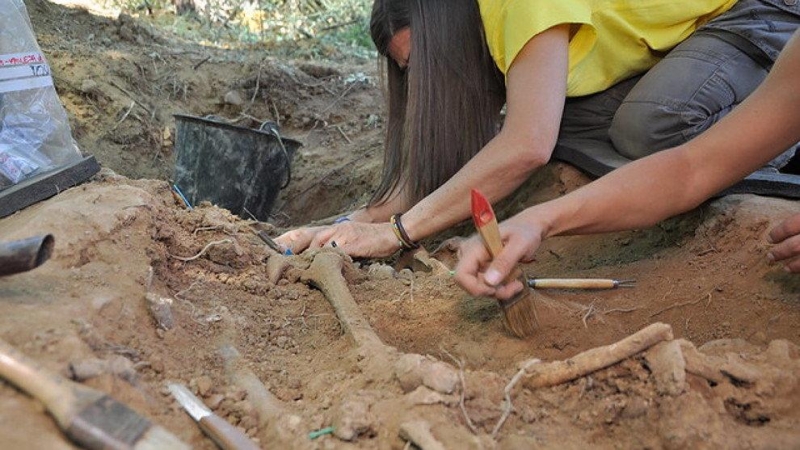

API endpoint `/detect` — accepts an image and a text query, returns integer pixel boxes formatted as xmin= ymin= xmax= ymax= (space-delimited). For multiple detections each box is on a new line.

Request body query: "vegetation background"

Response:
xmin=105 ymin=0 xmax=376 ymax=59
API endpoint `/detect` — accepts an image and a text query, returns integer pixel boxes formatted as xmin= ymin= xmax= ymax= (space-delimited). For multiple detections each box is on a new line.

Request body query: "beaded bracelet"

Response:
xmin=390 ymin=213 xmax=419 ymax=249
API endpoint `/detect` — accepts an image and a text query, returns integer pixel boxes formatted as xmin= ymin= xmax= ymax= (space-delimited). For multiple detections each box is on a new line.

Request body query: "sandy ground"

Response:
xmin=1 ymin=1 xmax=799 ymax=448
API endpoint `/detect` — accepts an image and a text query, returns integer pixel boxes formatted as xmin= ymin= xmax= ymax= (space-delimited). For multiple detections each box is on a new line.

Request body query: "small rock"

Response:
xmin=80 ymin=79 xmax=100 ymax=96
xmin=196 ymin=375 xmax=213 ymax=397
xmin=206 ymin=394 xmax=225 ymax=410
xmin=226 ymin=388 xmax=247 ymax=402
xmin=332 ymin=394 xmax=374 ymax=441
xmin=367 ymin=263 xmax=395 ymax=279
xmin=224 ymin=90 xmax=244 ymax=106
xmin=232 ymin=400 xmax=254 ymax=417
xmin=751 ymin=331 xmax=768 ymax=346
xmin=620 ymin=397 xmax=649 ymax=419
xmin=149 ymin=356 xmax=165 ymax=374
xmin=69 ymin=356 xmax=137 ymax=383
xmin=239 ymin=415 xmax=257 ymax=430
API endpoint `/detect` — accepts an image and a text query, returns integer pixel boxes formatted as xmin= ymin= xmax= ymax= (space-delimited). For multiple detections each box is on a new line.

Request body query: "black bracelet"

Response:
xmin=390 ymin=213 xmax=419 ymax=249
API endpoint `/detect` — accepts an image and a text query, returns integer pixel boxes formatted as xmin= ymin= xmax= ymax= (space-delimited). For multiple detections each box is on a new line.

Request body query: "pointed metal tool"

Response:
xmin=527 ymin=278 xmax=636 ymax=290
xmin=168 ymin=383 xmax=260 ymax=450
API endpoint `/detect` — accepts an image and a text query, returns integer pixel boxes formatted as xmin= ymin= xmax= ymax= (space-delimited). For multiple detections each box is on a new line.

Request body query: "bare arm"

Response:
xmin=399 ymin=25 xmax=571 ymax=241
xmin=536 ymin=30 xmax=800 ymax=239
xmin=456 ymin=31 xmax=800 ymax=296
xmin=282 ymin=25 xmax=572 ymax=258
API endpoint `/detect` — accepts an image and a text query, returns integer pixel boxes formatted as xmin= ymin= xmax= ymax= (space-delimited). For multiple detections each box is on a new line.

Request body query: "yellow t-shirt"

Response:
xmin=478 ymin=0 xmax=737 ymax=97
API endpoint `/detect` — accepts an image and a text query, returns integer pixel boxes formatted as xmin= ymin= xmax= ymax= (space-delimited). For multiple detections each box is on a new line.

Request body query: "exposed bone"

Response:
xmin=146 ymin=293 xmax=174 ymax=330
xmin=399 ymin=420 xmax=446 ymax=450
xmin=523 ymin=322 xmax=674 ymax=390
xmin=332 ymin=391 xmax=376 ymax=441
xmin=68 ymin=356 xmax=137 ymax=382
xmin=300 ymin=252 xmax=390 ymax=357
xmin=266 ymin=254 xmax=291 ymax=284
xmin=394 ymin=353 xmax=459 ymax=394
xmin=677 ymin=339 xmax=725 ymax=384
xmin=218 ymin=344 xmax=284 ymax=427
xmin=394 ymin=247 xmax=451 ymax=275
xmin=644 ymin=340 xmax=686 ymax=396
xmin=404 ymin=386 xmax=458 ymax=407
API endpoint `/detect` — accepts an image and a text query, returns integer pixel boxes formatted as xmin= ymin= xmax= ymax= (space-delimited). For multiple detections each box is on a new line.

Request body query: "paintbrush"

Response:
xmin=168 ymin=383 xmax=261 ymax=450
xmin=0 ymin=338 xmax=189 ymax=450
xmin=470 ymin=189 xmax=539 ymax=338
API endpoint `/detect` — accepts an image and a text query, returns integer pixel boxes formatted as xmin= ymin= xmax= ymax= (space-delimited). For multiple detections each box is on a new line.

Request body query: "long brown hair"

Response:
xmin=369 ymin=0 xmax=506 ymax=208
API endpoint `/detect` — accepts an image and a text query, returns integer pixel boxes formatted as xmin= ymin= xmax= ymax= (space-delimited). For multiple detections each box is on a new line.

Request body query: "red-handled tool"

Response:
xmin=470 ymin=189 xmax=539 ymax=337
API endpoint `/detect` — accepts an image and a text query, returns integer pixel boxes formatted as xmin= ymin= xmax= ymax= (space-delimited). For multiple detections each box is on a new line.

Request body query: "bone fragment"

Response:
xmin=677 ymin=339 xmax=725 ymax=384
xmin=644 ymin=340 xmax=686 ymax=396
xmin=399 ymin=420 xmax=446 ymax=450
xmin=68 ymin=356 xmax=137 ymax=382
xmin=145 ymin=293 xmax=174 ymax=330
xmin=266 ymin=254 xmax=291 ymax=284
xmin=300 ymin=252 xmax=387 ymax=353
xmin=523 ymin=322 xmax=673 ymax=390
xmin=394 ymin=353 xmax=459 ymax=394
xmin=218 ymin=344 xmax=284 ymax=426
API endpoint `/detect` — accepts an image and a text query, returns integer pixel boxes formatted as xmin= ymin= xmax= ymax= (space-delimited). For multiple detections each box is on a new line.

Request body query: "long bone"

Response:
xmin=300 ymin=251 xmax=397 ymax=375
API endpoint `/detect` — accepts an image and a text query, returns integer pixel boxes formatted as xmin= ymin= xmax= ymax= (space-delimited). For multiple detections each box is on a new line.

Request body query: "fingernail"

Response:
xmin=766 ymin=252 xmax=774 ymax=262
xmin=766 ymin=234 xmax=774 ymax=244
xmin=485 ymin=269 xmax=502 ymax=285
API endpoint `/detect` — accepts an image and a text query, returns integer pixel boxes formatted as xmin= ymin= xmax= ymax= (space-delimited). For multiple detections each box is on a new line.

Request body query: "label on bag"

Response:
xmin=0 ymin=52 xmax=53 ymax=94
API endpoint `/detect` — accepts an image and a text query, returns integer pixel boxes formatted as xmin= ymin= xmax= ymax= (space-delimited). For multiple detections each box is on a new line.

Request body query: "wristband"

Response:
xmin=390 ymin=213 xmax=419 ymax=249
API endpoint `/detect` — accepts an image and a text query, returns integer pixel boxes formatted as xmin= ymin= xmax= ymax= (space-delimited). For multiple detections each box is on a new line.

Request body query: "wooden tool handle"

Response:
xmin=530 ymin=278 xmax=618 ymax=290
xmin=199 ymin=414 xmax=261 ymax=450
xmin=476 ymin=216 xmax=523 ymax=282
xmin=0 ymin=338 xmax=84 ymax=427
xmin=476 ymin=215 xmax=503 ymax=257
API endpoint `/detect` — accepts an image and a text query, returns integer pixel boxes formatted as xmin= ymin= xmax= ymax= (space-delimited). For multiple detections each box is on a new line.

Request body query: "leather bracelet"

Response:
xmin=390 ymin=213 xmax=419 ymax=249
xmin=389 ymin=217 xmax=407 ymax=248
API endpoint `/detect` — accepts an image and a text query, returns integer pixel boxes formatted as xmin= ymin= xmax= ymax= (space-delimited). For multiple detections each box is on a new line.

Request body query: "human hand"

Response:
xmin=275 ymin=226 xmax=329 ymax=254
xmin=767 ymin=213 xmax=800 ymax=273
xmin=309 ymin=221 xmax=402 ymax=258
xmin=454 ymin=214 xmax=544 ymax=300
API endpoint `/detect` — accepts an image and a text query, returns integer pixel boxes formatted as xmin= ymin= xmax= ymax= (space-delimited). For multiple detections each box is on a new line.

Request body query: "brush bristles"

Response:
xmin=500 ymin=291 xmax=540 ymax=338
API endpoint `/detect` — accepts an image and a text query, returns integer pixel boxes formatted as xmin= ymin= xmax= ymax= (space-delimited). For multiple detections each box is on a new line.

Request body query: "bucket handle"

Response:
xmin=259 ymin=121 xmax=292 ymax=190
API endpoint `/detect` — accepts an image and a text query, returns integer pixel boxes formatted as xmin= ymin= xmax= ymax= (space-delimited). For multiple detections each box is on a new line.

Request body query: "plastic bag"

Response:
xmin=0 ymin=0 xmax=82 ymax=189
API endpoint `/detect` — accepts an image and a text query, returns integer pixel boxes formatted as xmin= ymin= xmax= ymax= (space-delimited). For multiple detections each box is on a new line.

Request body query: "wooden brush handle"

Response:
xmin=0 ymin=339 xmax=86 ymax=428
xmin=530 ymin=278 xmax=618 ymax=289
xmin=476 ymin=216 xmax=523 ymax=282
xmin=199 ymin=414 xmax=261 ymax=450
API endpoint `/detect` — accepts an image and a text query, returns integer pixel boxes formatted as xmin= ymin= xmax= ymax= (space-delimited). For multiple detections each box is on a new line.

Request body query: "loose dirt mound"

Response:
xmin=0 ymin=1 xmax=798 ymax=449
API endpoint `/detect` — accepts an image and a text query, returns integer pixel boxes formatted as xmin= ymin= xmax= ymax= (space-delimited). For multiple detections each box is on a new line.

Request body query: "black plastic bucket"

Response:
xmin=173 ymin=114 xmax=301 ymax=221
